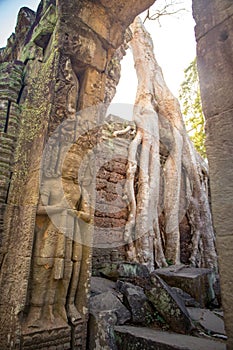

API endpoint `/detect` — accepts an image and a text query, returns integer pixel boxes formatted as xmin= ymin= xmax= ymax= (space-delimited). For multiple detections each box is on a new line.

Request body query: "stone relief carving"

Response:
xmin=24 ymin=58 xmax=91 ymax=330
xmin=26 ymin=150 xmax=91 ymax=329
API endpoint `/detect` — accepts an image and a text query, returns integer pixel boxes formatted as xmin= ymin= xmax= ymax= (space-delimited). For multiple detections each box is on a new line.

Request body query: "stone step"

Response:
xmin=115 ymin=326 xmax=226 ymax=350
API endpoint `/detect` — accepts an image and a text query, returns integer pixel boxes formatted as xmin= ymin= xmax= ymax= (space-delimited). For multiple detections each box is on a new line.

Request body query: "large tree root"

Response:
xmin=123 ymin=17 xmax=217 ymax=271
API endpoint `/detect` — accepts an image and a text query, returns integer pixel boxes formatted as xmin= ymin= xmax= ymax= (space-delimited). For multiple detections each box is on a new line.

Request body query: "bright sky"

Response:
xmin=0 ymin=0 xmax=39 ymax=46
xmin=112 ymin=0 xmax=196 ymax=105
xmin=0 ymin=0 xmax=196 ymax=109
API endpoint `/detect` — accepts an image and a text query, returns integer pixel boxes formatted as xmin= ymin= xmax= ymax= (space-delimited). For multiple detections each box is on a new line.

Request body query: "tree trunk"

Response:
xmin=124 ymin=17 xmax=217 ymax=271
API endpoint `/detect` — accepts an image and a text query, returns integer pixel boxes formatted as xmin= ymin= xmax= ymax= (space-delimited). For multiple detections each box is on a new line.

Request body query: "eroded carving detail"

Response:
xmin=25 ymin=150 xmax=91 ymax=330
xmin=24 ymin=59 xmax=91 ymax=332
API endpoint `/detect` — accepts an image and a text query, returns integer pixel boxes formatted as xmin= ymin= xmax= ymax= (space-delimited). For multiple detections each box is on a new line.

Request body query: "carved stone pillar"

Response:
xmin=193 ymin=1 xmax=233 ymax=348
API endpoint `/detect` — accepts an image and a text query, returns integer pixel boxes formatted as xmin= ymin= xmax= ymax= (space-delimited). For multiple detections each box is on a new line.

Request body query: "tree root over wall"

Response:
xmin=123 ymin=18 xmax=217 ymax=272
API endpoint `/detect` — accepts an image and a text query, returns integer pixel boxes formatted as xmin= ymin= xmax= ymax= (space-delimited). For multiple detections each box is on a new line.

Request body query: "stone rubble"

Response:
xmin=88 ymin=263 xmax=226 ymax=349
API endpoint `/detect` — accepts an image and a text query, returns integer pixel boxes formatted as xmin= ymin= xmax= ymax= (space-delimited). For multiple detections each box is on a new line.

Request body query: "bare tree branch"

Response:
xmin=143 ymin=0 xmax=186 ymax=25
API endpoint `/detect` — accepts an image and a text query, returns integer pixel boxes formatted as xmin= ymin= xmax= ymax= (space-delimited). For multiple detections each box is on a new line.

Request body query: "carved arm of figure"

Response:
xmin=77 ymin=187 xmax=91 ymax=223
xmin=36 ymin=190 xmax=66 ymax=216
xmin=37 ymin=204 xmax=65 ymax=216
xmin=67 ymin=187 xmax=91 ymax=223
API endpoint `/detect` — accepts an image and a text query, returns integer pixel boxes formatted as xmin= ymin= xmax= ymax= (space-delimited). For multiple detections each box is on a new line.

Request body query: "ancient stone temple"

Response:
xmin=0 ymin=0 xmax=233 ymax=349
xmin=0 ymin=0 xmax=154 ymax=349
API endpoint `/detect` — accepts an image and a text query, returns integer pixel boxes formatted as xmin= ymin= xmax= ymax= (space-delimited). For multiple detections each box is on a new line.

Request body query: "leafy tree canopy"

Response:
xmin=179 ymin=58 xmax=206 ymax=158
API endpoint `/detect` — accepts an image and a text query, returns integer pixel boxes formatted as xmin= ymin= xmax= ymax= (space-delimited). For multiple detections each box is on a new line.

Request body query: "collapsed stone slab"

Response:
xmin=188 ymin=307 xmax=226 ymax=336
xmin=88 ymin=263 xmax=225 ymax=348
xmin=147 ymin=272 xmax=194 ymax=334
xmin=155 ymin=266 xmax=216 ymax=307
xmin=115 ymin=325 xmax=226 ymax=350
xmin=172 ymin=287 xmax=201 ymax=307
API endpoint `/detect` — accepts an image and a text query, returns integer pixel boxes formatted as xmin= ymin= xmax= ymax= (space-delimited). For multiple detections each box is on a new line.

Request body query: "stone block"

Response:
xmin=93 ymin=228 xmax=125 ymax=249
xmin=0 ymin=203 xmax=6 ymax=242
xmin=89 ymin=291 xmax=131 ymax=325
xmin=98 ymin=262 xmax=150 ymax=281
xmin=0 ymin=99 xmax=8 ymax=131
xmin=172 ymin=287 xmax=200 ymax=307
xmin=216 ymin=235 xmax=233 ymax=347
xmin=147 ymin=273 xmax=194 ymax=334
xmin=61 ymin=19 xmax=107 ymax=72
xmin=77 ymin=0 xmax=157 ymax=50
xmin=115 ymin=325 xmax=226 ymax=350
xmin=193 ymin=0 xmax=233 ymax=40
xmin=78 ymin=2 xmax=110 ymax=43
xmin=0 ymin=302 xmax=22 ymax=347
xmin=31 ymin=4 xmax=57 ymax=49
xmin=155 ymin=266 xmax=215 ymax=307
xmin=117 ymin=280 xmax=154 ymax=324
xmin=8 ymin=168 xmax=41 ymax=206
xmin=88 ymin=311 xmax=118 ymax=350
xmin=90 ymin=276 xmax=117 ymax=296
xmin=205 ymin=111 xmax=233 ymax=238
xmin=98 ymin=0 xmax=155 ymax=33
xmin=96 ymin=180 xmax=125 ymax=197
xmin=3 ymin=204 xmax=37 ymax=256
xmin=71 ymin=319 xmax=84 ymax=350
xmin=187 ymin=307 xmax=226 ymax=335
xmin=78 ymin=68 xmax=106 ymax=109
xmin=104 ymin=160 xmax=127 ymax=176
xmin=0 ymin=254 xmax=32 ymax=307
xmin=92 ymin=246 xmax=126 ymax=274
xmin=96 ymin=192 xmax=126 ymax=208
xmin=95 ymin=203 xmax=128 ymax=219
xmin=196 ymin=15 xmax=233 ymax=118
xmin=0 ymin=176 xmax=9 ymax=203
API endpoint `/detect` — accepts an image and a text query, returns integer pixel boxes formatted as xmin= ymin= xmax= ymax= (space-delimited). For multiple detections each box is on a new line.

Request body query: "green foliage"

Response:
xmin=166 ymin=259 xmax=173 ymax=266
xmin=179 ymin=58 xmax=206 ymax=158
